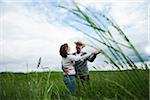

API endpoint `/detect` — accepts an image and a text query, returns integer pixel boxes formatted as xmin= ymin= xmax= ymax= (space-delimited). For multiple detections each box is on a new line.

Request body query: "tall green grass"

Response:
xmin=59 ymin=1 xmax=148 ymax=70
xmin=58 ymin=1 xmax=149 ymax=99
xmin=0 ymin=70 xmax=149 ymax=100
xmin=0 ymin=1 xmax=149 ymax=100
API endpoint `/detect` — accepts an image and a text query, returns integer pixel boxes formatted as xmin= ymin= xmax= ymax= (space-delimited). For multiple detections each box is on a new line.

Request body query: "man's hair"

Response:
xmin=59 ymin=43 xmax=68 ymax=58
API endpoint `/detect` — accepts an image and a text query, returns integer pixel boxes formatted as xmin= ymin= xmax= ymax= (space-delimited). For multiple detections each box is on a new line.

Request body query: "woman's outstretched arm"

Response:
xmin=67 ymin=53 xmax=92 ymax=61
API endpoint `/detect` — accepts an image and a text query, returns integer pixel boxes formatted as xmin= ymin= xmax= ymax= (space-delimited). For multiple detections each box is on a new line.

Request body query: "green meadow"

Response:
xmin=0 ymin=1 xmax=149 ymax=100
xmin=0 ymin=70 xmax=149 ymax=100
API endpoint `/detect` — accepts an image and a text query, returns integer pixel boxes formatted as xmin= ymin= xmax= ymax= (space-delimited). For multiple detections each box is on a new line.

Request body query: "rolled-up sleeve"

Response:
xmin=87 ymin=55 xmax=96 ymax=62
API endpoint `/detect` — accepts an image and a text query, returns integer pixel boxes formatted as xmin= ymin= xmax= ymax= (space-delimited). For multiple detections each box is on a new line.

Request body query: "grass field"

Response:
xmin=0 ymin=69 xmax=149 ymax=100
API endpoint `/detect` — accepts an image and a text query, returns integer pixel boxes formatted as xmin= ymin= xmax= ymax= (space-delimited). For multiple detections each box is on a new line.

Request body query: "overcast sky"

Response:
xmin=0 ymin=0 xmax=150 ymax=72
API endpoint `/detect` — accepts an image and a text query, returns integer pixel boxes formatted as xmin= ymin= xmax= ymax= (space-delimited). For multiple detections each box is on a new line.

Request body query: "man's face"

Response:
xmin=76 ymin=44 xmax=83 ymax=53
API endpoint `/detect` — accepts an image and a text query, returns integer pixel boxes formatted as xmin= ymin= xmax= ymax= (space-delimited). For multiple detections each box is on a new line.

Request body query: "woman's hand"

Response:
xmin=63 ymin=68 xmax=69 ymax=75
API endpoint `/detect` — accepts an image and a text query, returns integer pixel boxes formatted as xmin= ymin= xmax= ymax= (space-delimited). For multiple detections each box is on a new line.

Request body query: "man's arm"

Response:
xmin=87 ymin=54 xmax=97 ymax=62
xmin=87 ymin=51 xmax=101 ymax=62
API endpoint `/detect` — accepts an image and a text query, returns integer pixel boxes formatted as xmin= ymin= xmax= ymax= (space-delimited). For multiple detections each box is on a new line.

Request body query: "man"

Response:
xmin=73 ymin=41 xmax=99 ymax=85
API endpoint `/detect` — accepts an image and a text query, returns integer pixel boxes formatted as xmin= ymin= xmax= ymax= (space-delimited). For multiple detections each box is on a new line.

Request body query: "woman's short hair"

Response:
xmin=59 ymin=43 xmax=68 ymax=58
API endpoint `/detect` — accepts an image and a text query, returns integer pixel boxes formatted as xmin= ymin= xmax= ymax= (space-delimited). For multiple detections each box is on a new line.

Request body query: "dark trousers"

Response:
xmin=76 ymin=75 xmax=91 ymax=96
xmin=77 ymin=75 xmax=90 ymax=86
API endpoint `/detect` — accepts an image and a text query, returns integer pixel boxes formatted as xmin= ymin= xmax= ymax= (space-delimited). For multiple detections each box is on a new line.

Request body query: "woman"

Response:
xmin=59 ymin=43 xmax=97 ymax=95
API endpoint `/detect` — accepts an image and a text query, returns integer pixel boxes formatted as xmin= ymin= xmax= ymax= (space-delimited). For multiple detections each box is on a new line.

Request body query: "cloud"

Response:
xmin=0 ymin=2 xmax=84 ymax=72
xmin=76 ymin=0 xmax=148 ymax=53
xmin=66 ymin=0 xmax=149 ymax=69
xmin=108 ymin=1 xmax=148 ymax=56
xmin=0 ymin=0 xmax=149 ymax=72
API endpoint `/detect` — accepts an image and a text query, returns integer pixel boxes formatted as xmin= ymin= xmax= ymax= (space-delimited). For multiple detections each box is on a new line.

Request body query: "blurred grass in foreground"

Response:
xmin=0 ymin=70 xmax=149 ymax=100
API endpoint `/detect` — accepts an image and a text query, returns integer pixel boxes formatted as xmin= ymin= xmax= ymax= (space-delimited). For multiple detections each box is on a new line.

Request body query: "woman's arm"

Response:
xmin=68 ymin=53 xmax=92 ymax=61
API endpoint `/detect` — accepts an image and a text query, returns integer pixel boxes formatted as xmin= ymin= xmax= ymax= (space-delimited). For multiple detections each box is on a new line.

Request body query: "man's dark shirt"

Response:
xmin=72 ymin=52 xmax=96 ymax=76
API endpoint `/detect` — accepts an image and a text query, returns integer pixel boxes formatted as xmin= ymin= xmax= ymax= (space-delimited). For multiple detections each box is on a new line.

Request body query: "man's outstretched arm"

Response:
xmin=87 ymin=54 xmax=97 ymax=62
xmin=87 ymin=50 xmax=101 ymax=62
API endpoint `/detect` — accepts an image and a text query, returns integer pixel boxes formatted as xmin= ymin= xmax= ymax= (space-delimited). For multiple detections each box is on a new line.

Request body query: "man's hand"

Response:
xmin=98 ymin=49 xmax=103 ymax=54
xmin=92 ymin=49 xmax=102 ymax=55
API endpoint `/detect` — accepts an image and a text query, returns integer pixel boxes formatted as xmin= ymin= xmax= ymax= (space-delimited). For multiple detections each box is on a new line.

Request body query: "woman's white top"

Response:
xmin=62 ymin=53 xmax=92 ymax=75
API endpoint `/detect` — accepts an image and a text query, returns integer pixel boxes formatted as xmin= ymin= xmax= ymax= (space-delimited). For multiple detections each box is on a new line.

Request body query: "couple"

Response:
xmin=59 ymin=41 xmax=99 ymax=95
